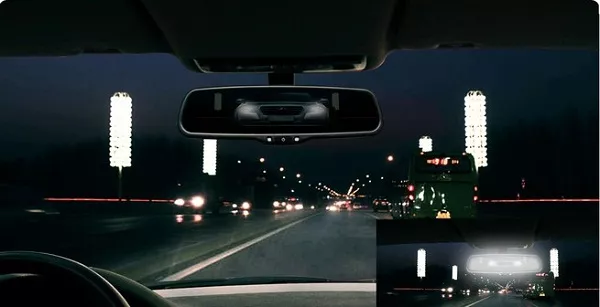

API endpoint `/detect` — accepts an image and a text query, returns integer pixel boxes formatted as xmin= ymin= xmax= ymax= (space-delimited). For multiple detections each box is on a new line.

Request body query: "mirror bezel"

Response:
xmin=178 ymin=85 xmax=383 ymax=141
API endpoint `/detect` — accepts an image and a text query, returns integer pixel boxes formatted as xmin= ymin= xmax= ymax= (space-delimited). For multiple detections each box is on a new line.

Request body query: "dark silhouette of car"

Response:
xmin=234 ymin=93 xmax=329 ymax=125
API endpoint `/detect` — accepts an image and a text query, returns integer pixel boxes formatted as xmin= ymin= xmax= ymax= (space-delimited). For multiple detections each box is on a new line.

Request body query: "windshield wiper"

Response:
xmin=147 ymin=276 xmax=370 ymax=290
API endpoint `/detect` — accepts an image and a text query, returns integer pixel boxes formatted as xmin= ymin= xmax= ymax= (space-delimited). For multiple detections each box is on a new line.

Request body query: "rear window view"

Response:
xmin=415 ymin=156 xmax=473 ymax=174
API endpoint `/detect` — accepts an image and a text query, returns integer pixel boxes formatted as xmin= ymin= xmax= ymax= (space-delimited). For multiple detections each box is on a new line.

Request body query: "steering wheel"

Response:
xmin=0 ymin=251 xmax=130 ymax=307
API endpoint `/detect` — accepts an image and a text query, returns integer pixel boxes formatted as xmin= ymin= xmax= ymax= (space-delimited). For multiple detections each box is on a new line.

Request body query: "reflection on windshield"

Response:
xmin=378 ymin=240 xmax=599 ymax=307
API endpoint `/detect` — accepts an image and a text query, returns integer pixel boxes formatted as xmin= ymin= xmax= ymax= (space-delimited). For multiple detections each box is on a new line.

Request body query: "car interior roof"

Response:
xmin=0 ymin=0 xmax=597 ymax=72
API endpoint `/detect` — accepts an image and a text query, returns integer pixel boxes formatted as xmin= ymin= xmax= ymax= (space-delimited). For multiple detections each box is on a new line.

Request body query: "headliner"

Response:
xmin=0 ymin=0 xmax=597 ymax=72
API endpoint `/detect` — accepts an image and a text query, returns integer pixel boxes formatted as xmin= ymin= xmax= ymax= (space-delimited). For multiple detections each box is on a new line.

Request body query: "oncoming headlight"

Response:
xmin=273 ymin=201 xmax=280 ymax=207
xmin=241 ymin=202 xmax=251 ymax=210
xmin=174 ymin=198 xmax=185 ymax=206
xmin=191 ymin=196 xmax=205 ymax=208
xmin=447 ymin=287 xmax=453 ymax=293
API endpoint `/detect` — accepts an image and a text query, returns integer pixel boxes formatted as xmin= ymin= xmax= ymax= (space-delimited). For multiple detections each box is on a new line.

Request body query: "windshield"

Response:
xmin=0 ymin=50 xmax=597 ymax=289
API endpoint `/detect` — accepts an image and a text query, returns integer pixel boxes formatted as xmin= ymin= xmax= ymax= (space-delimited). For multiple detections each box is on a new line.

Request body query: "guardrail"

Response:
xmin=480 ymin=199 xmax=599 ymax=203
xmin=45 ymin=198 xmax=599 ymax=203
xmin=45 ymin=198 xmax=174 ymax=202
xmin=393 ymin=287 xmax=599 ymax=291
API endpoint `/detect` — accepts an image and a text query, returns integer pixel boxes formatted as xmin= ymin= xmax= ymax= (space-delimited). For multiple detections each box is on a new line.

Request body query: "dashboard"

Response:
xmin=0 ymin=251 xmax=374 ymax=307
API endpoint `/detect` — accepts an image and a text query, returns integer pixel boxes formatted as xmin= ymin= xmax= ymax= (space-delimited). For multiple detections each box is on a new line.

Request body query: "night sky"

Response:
xmin=0 ymin=50 xmax=597 ymax=187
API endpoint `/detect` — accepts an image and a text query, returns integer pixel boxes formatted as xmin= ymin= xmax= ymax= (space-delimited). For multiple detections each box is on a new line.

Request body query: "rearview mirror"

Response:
xmin=466 ymin=254 xmax=543 ymax=274
xmin=179 ymin=86 xmax=382 ymax=144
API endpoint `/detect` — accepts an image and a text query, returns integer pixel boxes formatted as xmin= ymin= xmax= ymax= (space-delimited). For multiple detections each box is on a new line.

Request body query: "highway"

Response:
xmin=378 ymin=290 xmax=599 ymax=306
xmin=0 ymin=206 xmax=379 ymax=284
xmin=0 ymin=199 xmax=595 ymax=292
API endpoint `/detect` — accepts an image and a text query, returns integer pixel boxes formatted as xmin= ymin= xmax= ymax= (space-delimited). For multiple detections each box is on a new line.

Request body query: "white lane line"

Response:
xmin=161 ymin=213 xmax=320 ymax=281
xmin=156 ymin=283 xmax=375 ymax=298
xmin=365 ymin=213 xmax=380 ymax=219
xmin=463 ymin=295 xmax=492 ymax=307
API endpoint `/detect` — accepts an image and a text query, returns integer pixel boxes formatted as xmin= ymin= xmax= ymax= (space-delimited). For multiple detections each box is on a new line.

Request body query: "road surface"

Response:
xmin=0 ymin=207 xmax=379 ymax=283
xmin=179 ymin=209 xmax=376 ymax=281
xmin=378 ymin=291 xmax=599 ymax=306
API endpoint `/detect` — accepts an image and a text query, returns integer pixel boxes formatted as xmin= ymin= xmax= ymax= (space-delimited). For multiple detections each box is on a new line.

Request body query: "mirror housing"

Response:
xmin=466 ymin=253 xmax=543 ymax=274
xmin=178 ymin=86 xmax=382 ymax=144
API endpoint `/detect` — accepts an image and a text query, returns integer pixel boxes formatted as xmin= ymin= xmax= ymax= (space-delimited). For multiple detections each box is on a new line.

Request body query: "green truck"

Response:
xmin=523 ymin=272 xmax=556 ymax=300
xmin=390 ymin=152 xmax=478 ymax=219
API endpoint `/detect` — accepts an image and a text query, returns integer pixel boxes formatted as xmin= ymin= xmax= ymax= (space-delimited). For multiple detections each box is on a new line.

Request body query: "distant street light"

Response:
xmin=259 ymin=157 xmax=265 ymax=163
xmin=550 ymin=248 xmax=559 ymax=277
xmin=109 ymin=92 xmax=132 ymax=201
xmin=417 ymin=249 xmax=426 ymax=278
xmin=419 ymin=136 xmax=433 ymax=152
xmin=464 ymin=90 xmax=488 ymax=168
xmin=279 ymin=167 xmax=284 ymax=172
xmin=387 ymin=155 xmax=394 ymax=162
xmin=203 ymin=139 xmax=217 ymax=176
xmin=237 ymin=160 xmax=241 ymax=164
xmin=296 ymin=173 xmax=301 ymax=178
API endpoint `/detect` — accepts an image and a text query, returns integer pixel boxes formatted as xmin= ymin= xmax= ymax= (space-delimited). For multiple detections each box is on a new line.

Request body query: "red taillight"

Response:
xmin=408 ymin=185 xmax=415 ymax=192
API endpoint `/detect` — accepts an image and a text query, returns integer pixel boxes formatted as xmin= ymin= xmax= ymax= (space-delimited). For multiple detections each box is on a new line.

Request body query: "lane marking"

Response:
xmin=156 ymin=283 xmax=375 ymax=298
xmin=365 ymin=213 xmax=380 ymax=219
xmin=161 ymin=213 xmax=321 ymax=281
xmin=464 ymin=295 xmax=492 ymax=307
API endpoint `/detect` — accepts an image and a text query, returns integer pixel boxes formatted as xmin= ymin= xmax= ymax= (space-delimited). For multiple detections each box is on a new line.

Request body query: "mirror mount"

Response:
xmin=268 ymin=72 xmax=295 ymax=85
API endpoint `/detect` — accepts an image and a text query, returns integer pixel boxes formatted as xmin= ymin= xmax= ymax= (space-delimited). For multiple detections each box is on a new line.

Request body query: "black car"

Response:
xmin=174 ymin=194 xmax=252 ymax=214
xmin=173 ymin=193 xmax=208 ymax=213
xmin=372 ymin=199 xmax=390 ymax=212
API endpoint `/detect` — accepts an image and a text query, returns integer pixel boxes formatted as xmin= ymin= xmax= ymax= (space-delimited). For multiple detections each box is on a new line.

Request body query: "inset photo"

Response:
xmin=377 ymin=218 xmax=599 ymax=307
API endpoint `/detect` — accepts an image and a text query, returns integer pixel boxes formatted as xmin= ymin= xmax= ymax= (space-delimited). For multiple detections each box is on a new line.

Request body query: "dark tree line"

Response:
xmin=0 ymin=108 xmax=597 ymax=201
xmin=0 ymin=136 xmax=319 ymax=207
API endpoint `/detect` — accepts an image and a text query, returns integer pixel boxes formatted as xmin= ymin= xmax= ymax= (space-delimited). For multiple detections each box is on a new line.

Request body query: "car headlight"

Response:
xmin=174 ymin=198 xmax=185 ymax=206
xmin=273 ymin=201 xmax=280 ymax=207
xmin=191 ymin=196 xmax=205 ymax=208
xmin=241 ymin=202 xmax=251 ymax=210
xmin=447 ymin=287 xmax=453 ymax=293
